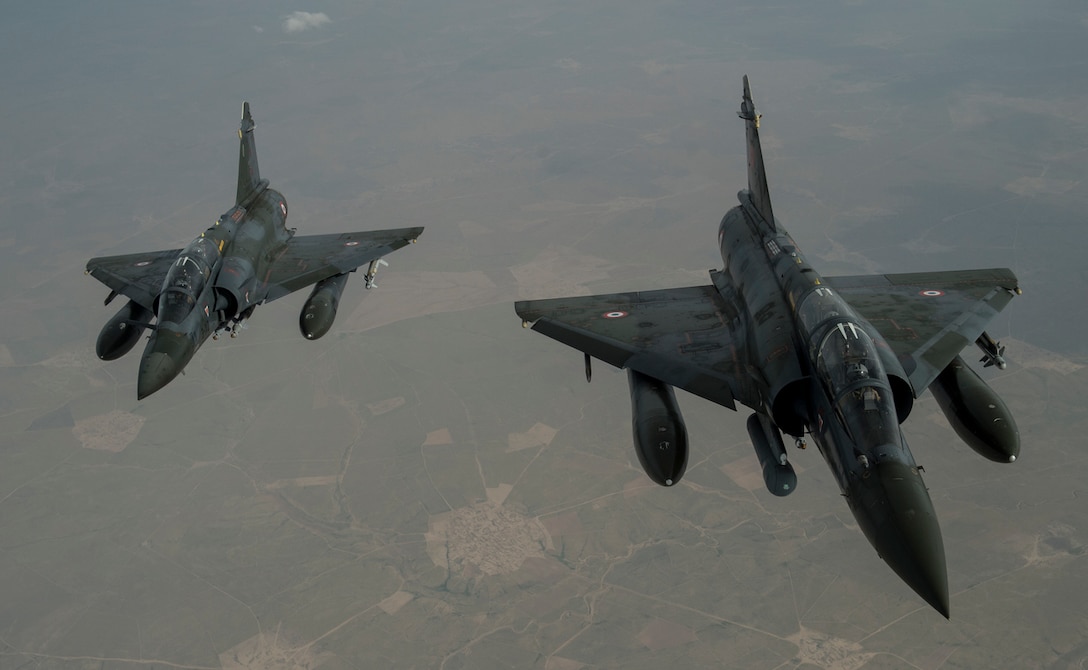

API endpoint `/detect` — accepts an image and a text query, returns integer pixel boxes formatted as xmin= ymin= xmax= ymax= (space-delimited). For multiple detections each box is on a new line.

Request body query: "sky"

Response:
xmin=1 ymin=1 xmax=1086 ymax=668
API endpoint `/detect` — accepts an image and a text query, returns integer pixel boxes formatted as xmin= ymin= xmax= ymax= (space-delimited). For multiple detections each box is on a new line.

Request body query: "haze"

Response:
xmin=1 ymin=2 xmax=1086 ymax=668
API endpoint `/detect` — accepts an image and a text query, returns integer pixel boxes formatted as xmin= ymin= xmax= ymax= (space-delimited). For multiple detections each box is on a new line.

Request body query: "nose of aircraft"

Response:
xmin=137 ymin=329 xmax=194 ymax=399
xmin=851 ymin=459 xmax=950 ymax=618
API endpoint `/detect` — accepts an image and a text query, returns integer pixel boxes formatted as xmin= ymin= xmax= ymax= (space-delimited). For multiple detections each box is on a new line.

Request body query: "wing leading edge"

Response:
xmin=263 ymin=226 xmax=424 ymax=301
xmin=515 ymin=274 xmax=758 ymax=411
xmin=826 ymin=267 xmax=1020 ymax=394
xmin=86 ymin=249 xmax=182 ymax=311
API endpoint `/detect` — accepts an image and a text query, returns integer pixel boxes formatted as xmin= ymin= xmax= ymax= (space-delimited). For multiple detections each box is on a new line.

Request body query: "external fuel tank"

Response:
xmin=299 ymin=272 xmax=350 ymax=340
xmin=745 ymin=412 xmax=797 ymax=496
xmin=929 ymin=355 xmax=1019 ymax=463
xmin=96 ymin=300 xmax=154 ymax=360
xmin=627 ymin=369 xmax=689 ymax=487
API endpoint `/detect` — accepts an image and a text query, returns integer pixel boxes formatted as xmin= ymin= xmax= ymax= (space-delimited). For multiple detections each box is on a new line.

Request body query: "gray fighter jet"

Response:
xmin=88 ymin=103 xmax=422 ymax=399
xmin=515 ymin=77 xmax=1021 ymax=617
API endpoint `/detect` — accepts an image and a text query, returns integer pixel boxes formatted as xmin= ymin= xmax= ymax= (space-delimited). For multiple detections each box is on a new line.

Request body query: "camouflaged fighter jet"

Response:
xmin=515 ymin=77 xmax=1021 ymax=618
xmin=87 ymin=103 xmax=422 ymax=399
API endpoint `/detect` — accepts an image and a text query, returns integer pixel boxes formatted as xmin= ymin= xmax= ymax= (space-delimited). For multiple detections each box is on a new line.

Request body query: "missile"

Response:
xmin=299 ymin=272 xmax=350 ymax=340
xmin=976 ymin=331 xmax=1007 ymax=369
xmin=929 ymin=354 xmax=1019 ymax=463
xmin=96 ymin=299 xmax=154 ymax=360
xmin=745 ymin=412 xmax=797 ymax=496
xmin=627 ymin=369 xmax=688 ymax=486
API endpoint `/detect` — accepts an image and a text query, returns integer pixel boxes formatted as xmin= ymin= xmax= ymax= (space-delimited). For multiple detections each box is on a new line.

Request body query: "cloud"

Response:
xmin=283 ymin=11 xmax=331 ymax=33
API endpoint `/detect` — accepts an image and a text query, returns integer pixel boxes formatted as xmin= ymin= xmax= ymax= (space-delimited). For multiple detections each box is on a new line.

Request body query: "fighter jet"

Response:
xmin=515 ymin=77 xmax=1021 ymax=618
xmin=87 ymin=103 xmax=422 ymax=399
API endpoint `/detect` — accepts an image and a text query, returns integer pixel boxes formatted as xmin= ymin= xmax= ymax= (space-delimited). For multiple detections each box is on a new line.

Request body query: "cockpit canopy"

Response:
xmin=817 ymin=322 xmax=883 ymax=395
xmin=816 ymin=321 xmax=901 ymax=450
xmin=158 ymin=236 xmax=219 ymax=324
xmin=798 ymin=285 xmax=914 ymax=423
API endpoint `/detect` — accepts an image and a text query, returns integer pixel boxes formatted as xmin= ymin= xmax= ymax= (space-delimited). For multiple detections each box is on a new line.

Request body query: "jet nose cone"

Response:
xmin=881 ymin=463 xmax=949 ymax=617
xmin=853 ymin=460 xmax=950 ymax=618
xmin=137 ymin=352 xmax=178 ymax=400
xmin=883 ymin=530 xmax=950 ymax=619
xmin=137 ymin=330 xmax=194 ymax=399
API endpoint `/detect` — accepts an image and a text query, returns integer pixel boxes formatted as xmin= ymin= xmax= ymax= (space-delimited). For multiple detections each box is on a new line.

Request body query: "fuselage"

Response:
xmin=716 ymin=190 xmax=949 ymax=616
xmin=137 ymin=186 xmax=292 ymax=399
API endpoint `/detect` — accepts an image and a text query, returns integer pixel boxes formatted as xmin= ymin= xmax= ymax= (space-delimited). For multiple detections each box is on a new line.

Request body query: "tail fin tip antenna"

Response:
xmin=236 ymin=101 xmax=261 ymax=205
xmin=738 ymin=75 xmax=775 ymax=230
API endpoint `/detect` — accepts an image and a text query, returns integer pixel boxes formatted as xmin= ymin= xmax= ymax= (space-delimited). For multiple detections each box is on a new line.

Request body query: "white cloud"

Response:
xmin=283 ymin=11 xmax=331 ymax=33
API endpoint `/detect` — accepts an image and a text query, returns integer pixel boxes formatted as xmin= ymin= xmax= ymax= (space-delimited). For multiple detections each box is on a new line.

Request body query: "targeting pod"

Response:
xmin=929 ymin=355 xmax=1019 ymax=463
xmin=299 ymin=272 xmax=350 ymax=340
xmin=96 ymin=299 xmax=154 ymax=360
xmin=746 ymin=412 xmax=797 ymax=496
xmin=628 ymin=369 xmax=689 ymax=487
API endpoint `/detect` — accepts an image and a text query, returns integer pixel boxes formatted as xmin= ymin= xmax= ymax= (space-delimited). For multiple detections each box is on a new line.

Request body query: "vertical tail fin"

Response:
xmin=236 ymin=102 xmax=261 ymax=206
xmin=738 ymin=75 xmax=775 ymax=231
